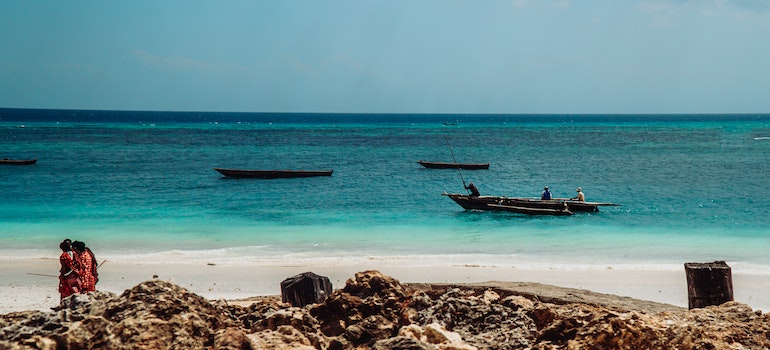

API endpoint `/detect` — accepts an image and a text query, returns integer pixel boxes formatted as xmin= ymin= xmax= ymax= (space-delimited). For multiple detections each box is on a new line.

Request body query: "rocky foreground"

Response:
xmin=2 ymin=270 xmax=770 ymax=349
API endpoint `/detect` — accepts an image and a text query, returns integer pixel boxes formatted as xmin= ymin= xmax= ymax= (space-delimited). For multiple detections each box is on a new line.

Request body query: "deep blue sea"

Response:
xmin=2 ymin=109 xmax=770 ymax=273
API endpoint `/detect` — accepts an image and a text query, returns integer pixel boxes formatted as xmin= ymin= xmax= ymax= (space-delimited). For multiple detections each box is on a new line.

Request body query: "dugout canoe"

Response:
xmin=443 ymin=193 xmax=619 ymax=214
xmin=418 ymin=160 xmax=489 ymax=170
xmin=214 ymin=168 xmax=333 ymax=179
xmin=0 ymin=158 xmax=37 ymax=165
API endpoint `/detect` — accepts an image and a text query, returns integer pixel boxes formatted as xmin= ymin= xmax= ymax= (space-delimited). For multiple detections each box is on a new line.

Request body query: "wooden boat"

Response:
xmin=214 ymin=168 xmax=333 ymax=179
xmin=444 ymin=193 xmax=570 ymax=212
xmin=443 ymin=193 xmax=619 ymax=214
xmin=0 ymin=158 xmax=37 ymax=165
xmin=418 ymin=161 xmax=489 ymax=170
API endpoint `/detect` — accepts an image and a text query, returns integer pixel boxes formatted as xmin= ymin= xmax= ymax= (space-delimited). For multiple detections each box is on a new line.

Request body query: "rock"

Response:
xmin=342 ymin=270 xmax=408 ymax=299
xmin=247 ymin=326 xmax=316 ymax=349
xmin=1 ymin=280 xmax=234 ymax=349
xmin=398 ymin=323 xmax=477 ymax=350
xmin=374 ymin=336 xmax=437 ymax=350
xmin=311 ymin=270 xmax=408 ymax=347
xmin=4 ymin=271 xmax=770 ymax=349
xmin=213 ymin=327 xmax=252 ymax=350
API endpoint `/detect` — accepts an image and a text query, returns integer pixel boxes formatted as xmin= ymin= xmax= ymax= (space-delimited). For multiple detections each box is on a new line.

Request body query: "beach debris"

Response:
xmin=685 ymin=260 xmax=734 ymax=309
xmin=280 ymin=271 xmax=333 ymax=307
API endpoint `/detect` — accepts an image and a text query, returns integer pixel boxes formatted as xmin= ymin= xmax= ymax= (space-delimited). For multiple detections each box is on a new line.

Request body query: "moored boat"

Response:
xmin=418 ymin=161 xmax=489 ymax=170
xmin=0 ymin=158 xmax=37 ymax=165
xmin=214 ymin=168 xmax=333 ymax=179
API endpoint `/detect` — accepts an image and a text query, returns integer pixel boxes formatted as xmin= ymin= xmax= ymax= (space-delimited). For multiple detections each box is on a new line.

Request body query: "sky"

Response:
xmin=1 ymin=0 xmax=769 ymax=114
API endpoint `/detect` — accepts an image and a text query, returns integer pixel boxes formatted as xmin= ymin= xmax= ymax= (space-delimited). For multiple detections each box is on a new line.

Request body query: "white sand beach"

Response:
xmin=4 ymin=258 xmax=770 ymax=314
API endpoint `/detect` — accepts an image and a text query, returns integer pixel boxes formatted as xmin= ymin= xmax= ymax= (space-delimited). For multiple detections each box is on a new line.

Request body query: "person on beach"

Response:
xmin=541 ymin=186 xmax=552 ymax=200
xmin=572 ymin=187 xmax=585 ymax=201
xmin=72 ymin=241 xmax=99 ymax=293
xmin=58 ymin=239 xmax=81 ymax=300
xmin=465 ymin=182 xmax=480 ymax=197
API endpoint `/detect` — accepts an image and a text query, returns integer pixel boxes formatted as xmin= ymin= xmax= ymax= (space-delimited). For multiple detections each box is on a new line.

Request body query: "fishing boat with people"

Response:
xmin=0 ymin=158 xmax=37 ymax=165
xmin=443 ymin=192 xmax=620 ymax=214
xmin=432 ymin=136 xmax=608 ymax=216
xmin=417 ymin=160 xmax=489 ymax=170
xmin=214 ymin=168 xmax=333 ymax=179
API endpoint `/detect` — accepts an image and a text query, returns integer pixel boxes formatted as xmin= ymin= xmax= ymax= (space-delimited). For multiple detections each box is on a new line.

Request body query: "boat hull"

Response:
xmin=214 ymin=168 xmax=333 ymax=179
xmin=487 ymin=203 xmax=573 ymax=216
xmin=418 ymin=161 xmax=489 ymax=170
xmin=443 ymin=193 xmax=616 ymax=214
xmin=0 ymin=159 xmax=37 ymax=165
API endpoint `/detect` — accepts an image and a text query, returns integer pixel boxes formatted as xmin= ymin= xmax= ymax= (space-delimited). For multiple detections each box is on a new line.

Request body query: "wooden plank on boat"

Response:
xmin=214 ymin=168 xmax=333 ymax=179
xmin=487 ymin=203 xmax=573 ymax=216
xmin=418 ymin=160 xmax=489 ymax=170
xmin=554 ymin=198 xmax=621 ymax=206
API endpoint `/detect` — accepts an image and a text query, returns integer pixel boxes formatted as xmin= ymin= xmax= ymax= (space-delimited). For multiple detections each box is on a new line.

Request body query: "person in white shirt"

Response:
xmin=572 ymin=187 xmax=585 ymax=201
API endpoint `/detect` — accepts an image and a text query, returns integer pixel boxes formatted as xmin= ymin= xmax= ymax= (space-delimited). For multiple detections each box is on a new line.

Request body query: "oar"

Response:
xmin=443 ymin=135 xmax=468 ymax=193
xmin=26 ymin=272 xmax=58 ymax=278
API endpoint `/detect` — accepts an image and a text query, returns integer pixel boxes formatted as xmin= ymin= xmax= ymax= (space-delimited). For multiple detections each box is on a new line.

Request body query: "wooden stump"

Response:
xmin=280 ymin=272 xmax=333 ymax=307
xmin=684 ymin=261 xmax=734 ymax=309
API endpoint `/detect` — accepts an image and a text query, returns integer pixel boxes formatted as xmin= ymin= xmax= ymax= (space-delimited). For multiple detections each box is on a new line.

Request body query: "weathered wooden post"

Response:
xmin=684 ymin=261 xmax=734 ymax=309
xmin=280 ymin=272 xmax=332 ymax=307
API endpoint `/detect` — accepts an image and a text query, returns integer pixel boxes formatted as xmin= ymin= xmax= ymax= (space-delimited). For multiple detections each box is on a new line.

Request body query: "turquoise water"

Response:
xmin=2 ymin=111 xmax=770 ymax=272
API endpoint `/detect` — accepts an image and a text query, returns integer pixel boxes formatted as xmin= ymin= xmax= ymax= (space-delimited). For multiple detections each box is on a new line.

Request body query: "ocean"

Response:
xmin=2 ymin=109 xmax=770 ymax=274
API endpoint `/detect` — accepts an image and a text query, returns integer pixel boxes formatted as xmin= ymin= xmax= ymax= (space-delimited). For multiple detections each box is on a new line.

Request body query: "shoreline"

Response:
xmin=5 ymin=258 xmax=770 ymax=315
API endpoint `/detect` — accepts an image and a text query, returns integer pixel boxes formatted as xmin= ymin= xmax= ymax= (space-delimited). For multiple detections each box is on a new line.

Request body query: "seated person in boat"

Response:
xmin=571 ymin=187 xmax=585 ymax=201
xmin=541 ymin=186 xmax=552 ymax=200
xmin=465 ymin=182 xmax=480 ymax=197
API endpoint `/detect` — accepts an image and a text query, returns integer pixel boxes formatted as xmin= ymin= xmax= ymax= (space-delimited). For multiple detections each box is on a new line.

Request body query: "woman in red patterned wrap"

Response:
xmin=72 ymin=241 xmax=98 ymax=293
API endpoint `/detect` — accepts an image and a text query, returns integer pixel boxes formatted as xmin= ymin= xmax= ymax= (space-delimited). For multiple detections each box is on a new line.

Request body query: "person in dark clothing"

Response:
xmin=465 ymin=182 xmax=480 ymax=197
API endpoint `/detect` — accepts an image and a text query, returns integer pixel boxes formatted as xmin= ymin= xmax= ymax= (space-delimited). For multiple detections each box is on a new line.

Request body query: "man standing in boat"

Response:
xmin=572 ymin=187 xmax=585 ymax=201
xmin=465 ymin=182 xmax=480 ymax=197
xmin=541 ymin=186 xmax=552 ymax=200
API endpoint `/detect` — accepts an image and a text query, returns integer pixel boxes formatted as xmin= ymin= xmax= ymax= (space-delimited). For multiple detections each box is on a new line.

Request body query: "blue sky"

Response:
xmin=1 ymin=0 xmax=769 ymax=114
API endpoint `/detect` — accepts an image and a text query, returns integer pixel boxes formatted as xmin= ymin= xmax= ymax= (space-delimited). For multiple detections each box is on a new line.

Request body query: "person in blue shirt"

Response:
xmin=541 ymin=186 xmax=552 ymax=200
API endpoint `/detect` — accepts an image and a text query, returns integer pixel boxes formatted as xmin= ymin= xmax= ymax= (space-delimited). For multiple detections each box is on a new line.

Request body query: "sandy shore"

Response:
xmin=4 ymin=258 xmax=770 ymax=314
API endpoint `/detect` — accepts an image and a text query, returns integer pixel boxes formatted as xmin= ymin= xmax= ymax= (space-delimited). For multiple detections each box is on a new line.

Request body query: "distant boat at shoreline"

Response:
xmin=214 ymin=168 xmax=333 ymax=179
xmin=0 ymin=158 xmax=37 ymax=165
xmin=418 ymin=160 xmax=489 ymax=170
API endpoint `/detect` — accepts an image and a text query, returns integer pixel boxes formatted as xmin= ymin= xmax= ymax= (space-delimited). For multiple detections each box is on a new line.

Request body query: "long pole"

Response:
xmin=444 ymin=135 xmax=468 ymax=193
xmin=27 ymin=272 xmax=58 ymax=278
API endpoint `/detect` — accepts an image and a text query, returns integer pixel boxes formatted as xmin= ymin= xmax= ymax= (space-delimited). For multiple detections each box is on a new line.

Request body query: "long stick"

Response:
xmin=98 ymin=259 xmax=107 ymax=269
xmin=27 ymin=272 xmax=58 ymax=278
xmin=443 ymin=135 xmax=468 ymax=193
